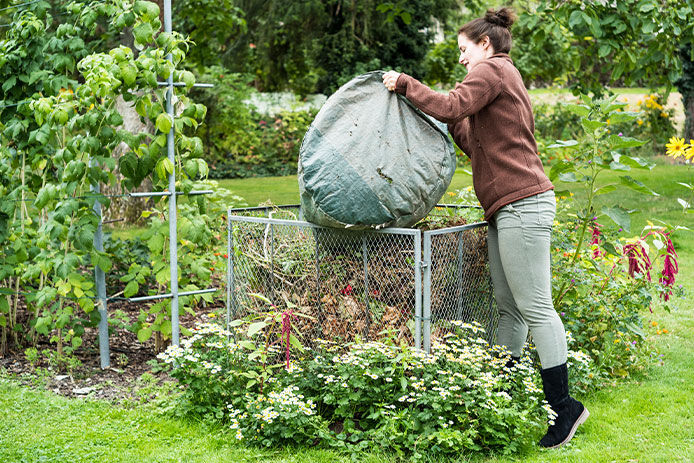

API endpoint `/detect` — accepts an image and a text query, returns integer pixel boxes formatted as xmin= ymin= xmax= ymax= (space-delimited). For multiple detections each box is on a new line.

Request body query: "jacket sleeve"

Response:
xmin=394 ymin=61 xmax=503 ymax=124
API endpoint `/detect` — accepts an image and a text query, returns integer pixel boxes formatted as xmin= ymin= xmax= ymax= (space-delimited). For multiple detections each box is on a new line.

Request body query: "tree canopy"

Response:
xmin=174 ymin=0 xmax=461 ymax=95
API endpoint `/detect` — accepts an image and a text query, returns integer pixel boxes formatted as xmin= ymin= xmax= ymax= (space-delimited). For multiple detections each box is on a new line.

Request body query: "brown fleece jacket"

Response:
xmin=394 ymin=53 xmax=553 ymax=220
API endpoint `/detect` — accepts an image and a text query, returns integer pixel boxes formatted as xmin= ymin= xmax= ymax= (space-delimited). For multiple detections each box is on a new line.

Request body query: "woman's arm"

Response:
xmin=383 ymin=62 xmax=503 ymax=124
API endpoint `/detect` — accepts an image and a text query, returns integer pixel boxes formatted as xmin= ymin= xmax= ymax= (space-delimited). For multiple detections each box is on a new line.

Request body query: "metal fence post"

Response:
xmin=226 ymin=208 xmax=232 ymax=333
xmin=422 ymin=232 xmax=432 ymax=353
xmin=455 ymin=231 xmax=465 ymax=320
xmin=362 ymin=234 xmax=371 ymax=340
xmin=163 ymin=0 xmax=180 ymax=346
xmin=414 ymin=231 xmax=422 ymax=351
xmin=269 ymin=224 xmax=275 ymax=302
xmin=90 ymin=159 xmax=109 ymax=369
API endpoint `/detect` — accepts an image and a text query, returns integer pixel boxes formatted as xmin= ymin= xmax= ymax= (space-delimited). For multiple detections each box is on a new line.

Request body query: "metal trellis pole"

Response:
xmin=90 ymin=159 xmax=110 ymax=368
xmin=163 ymin=0 xmax=180 ymax=346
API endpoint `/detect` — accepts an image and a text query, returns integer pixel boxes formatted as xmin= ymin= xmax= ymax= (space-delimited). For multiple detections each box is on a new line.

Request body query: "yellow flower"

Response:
xmin=685 ymin=144 xmax=694 ymax=161
xmin=637 ymin=99 xmax=642 ymax=105
xmin=666 ymin=137 xmax=687 ymax=158
xmin=661 ymin=112 xmax=668 ymax=118
xmin=637 ymin=119 xmax=643 ymax=126
xmin=447 ymin=192 xmax=456 ymax=196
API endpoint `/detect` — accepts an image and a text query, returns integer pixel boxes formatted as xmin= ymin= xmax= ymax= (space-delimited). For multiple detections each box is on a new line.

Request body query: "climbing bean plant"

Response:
xmin=0 ymin=0 xmax=211 ymax=357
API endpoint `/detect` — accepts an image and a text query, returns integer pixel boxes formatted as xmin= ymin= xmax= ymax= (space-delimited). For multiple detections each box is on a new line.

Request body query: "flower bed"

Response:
xmin=158 ymin=320 xmax=572 ymax=457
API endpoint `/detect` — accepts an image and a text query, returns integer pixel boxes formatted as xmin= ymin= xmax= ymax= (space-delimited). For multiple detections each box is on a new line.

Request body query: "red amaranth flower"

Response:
xmin=590 ymin=221 xmax=602 ymax=258
xmin=340 ymin=284 xmax=353 ymax=295
xmin=658 ymin=233 xmax=679 ymax=301
xmin=623 ymin=241 xmax=652 ymax=281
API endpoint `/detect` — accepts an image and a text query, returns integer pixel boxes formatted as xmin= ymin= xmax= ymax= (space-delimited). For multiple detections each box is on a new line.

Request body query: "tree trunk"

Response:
xmin=102 ymin=95 xmax=154 ymax=226
xmin=684 ymin=96 xmax=694 ymax=141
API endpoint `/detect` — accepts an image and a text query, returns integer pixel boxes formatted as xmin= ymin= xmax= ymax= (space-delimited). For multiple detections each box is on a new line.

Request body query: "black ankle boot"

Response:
xmin=539 ymin=363 xmax=589 ymax=448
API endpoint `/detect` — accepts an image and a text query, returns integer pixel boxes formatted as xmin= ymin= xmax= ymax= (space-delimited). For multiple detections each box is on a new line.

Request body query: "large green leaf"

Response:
xmin=247 ymin=321 xmax=267 ymax=337
xmin=549 ymin=160 xmax=575 ymax=182
xmin=614 ymin=153 xmax=653 ymax=169
xmin=581 ymin=118 xmax=606 ymax=132
xmin=124 ymin=280 xmax=139 ymax=298
xmin=119 ymin=63 xmax=138 ymax=87
xmin=179 ymin=70 xmax=195 ymax=89
xmin=160 ymin=320 xmax=172 ymax=337
xmin=547 ymin=139 xmax=579 ymax=149
xmin=608 ymin=111 xmax=640 ymax=124
xmin=137 ymin=327 xmax=153 ymax=342
xmin=602 ymin=205 xmax=631 ymax=232
xmin=132 ymin=22 xmax=154 ymax=48
xmin=558 ymin=172 xmax=578 ymax=182
xmin=119 ymin=152 xmax=138 ymax=179
xmin=239 ymin=341 xmax=256 ymax=350
xmin=155 ymin=113 xmax=173 ymax=134
xmin=594 ymin=184 xmax=617 ymax=195
xmin=134 ymin=0 xmax=160 ymax=21
xmin=619 ymin=175 xmax=658 ymax=196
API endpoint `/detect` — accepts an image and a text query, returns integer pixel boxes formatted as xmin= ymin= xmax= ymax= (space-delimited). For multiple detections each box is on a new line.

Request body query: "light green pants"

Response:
xmin=487 ymin=190 xmax=567 ymax=369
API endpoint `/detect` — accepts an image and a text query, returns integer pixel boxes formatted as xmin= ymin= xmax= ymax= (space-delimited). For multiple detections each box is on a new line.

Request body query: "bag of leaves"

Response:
xmin=298 ymin=71 xmax=456 ymax=229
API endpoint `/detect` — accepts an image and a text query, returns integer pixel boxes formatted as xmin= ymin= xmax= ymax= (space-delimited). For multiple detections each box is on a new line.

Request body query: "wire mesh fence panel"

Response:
xmin=228 ymin=205 xmax=496 ymax=352
xmin=312 ymin=229 xmax=417 ymax=348
xmin=425 ymin=224 xmax=498 ymax=347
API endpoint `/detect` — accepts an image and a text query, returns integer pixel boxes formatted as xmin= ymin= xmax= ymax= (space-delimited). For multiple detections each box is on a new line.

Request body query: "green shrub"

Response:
xmin=551 ymin=197 xmax=680 ymax=381
xmin=158 ymin=318 xmax=600 ymax=457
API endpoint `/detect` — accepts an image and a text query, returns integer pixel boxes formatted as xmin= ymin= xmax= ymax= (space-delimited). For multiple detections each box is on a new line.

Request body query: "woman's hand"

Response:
xmin=382 ymin=71 xmax=401 ymax=91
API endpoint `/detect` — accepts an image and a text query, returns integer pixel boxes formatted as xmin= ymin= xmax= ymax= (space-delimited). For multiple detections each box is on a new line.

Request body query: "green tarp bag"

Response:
xmin=298 ymin=71 xmax=456 ymax=229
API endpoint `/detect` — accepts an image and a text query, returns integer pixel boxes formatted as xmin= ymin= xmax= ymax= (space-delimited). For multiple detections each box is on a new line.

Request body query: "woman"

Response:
xmin=382 ymin=7 xmax=589 ymax=449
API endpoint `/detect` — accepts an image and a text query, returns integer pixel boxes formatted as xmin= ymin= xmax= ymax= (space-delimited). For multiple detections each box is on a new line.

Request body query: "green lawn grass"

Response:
xmin=2 ymin=163 xmax=693 ymax=462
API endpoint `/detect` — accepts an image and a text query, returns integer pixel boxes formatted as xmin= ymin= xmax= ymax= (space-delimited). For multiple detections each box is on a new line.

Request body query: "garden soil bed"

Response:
xmin=0 ymin=298 xmax=224 ymax=402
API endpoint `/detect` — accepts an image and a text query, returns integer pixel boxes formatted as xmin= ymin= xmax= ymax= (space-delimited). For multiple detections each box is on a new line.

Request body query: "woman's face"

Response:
xmin=458 ymin=34 xmax=493 ymax=72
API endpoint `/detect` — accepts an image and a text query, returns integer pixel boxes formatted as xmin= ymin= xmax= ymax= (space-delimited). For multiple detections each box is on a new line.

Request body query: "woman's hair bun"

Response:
xmin=484 ymin=7 xmax=516 ymax=29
